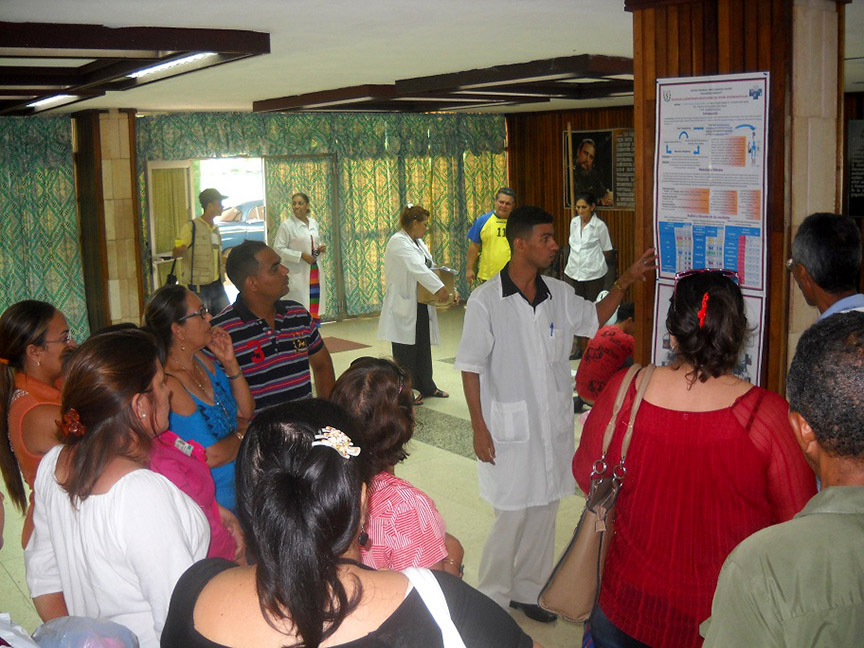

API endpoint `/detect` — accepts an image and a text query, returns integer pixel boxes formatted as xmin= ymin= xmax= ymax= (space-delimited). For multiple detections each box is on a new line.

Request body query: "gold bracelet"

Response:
xmin=234 ymin=430 xmax=245 ymax=441
xmin=613 ymin=279 xmax=626 ymax=292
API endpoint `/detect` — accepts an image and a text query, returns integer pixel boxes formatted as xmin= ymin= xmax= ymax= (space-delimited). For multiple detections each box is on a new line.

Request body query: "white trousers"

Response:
xmin=477 ymin=500 xmax=559 ymax=608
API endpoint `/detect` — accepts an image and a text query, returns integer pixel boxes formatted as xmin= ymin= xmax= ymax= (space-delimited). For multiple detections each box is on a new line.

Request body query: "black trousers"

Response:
xmin=392 ymin=302 xmax=437 ymax=396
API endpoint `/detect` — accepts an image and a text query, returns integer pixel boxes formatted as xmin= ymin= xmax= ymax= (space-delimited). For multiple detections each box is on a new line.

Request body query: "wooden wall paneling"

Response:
xmin=764 ymin=0 xmax=793 ymax=391
xmin=667 ymin=6 xmax=680 ymax=76
xmin=506 ymin=107 xmax=637 ymax=278
xmin=678 ymin=3 xmax=693 ymax=76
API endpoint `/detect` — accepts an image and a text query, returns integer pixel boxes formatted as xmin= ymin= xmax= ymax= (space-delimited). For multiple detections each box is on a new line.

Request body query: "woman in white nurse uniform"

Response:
xmin=377 ymin=205 xmax=450 ymax=405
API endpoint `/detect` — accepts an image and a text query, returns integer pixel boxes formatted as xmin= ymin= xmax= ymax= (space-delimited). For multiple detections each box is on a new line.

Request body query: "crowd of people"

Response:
xmin=0 ymin=199 xmax=862 ymax=647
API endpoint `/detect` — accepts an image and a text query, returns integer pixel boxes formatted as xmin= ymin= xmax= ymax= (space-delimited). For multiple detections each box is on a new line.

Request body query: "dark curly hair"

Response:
xmin=787 ymin=311 xmax=864 ymax=458
xmin=235 ymin=399 xmax=363 ymax=648
xmin=666 ymin=271 xmax=748 ymax=384
xmin=329 ymin=357 xmax=414 ymax=480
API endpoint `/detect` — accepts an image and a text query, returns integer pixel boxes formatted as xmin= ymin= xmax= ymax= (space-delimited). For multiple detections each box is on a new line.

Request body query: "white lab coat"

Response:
xmin=454 ymin=272 xmax=599 ymax=510
xmin=273 ymin=214 xmax=327 ymax=315
xmin=377 ymin=230 xmax=445 ymax=345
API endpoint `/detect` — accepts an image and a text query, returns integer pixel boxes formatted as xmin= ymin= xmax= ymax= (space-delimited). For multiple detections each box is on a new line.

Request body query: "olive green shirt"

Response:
xmin=701 ymin=486 xmax=864 ymax=647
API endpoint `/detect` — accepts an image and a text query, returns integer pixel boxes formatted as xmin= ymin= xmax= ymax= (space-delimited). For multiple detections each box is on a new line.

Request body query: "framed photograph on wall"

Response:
xmin=563 ymin=128 xmax=634 ymax=210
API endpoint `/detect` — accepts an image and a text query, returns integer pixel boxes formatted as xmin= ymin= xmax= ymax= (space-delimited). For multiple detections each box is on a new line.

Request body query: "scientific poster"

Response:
xmin=651 ymin=72 xmax=769 ymax=382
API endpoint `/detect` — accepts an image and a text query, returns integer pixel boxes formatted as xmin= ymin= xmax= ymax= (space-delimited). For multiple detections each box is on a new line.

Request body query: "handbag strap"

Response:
xmin=401 ymin=568 xmax=466 ymax=648
xmin=619 ymin=364 xmax=656 ymax=460
xmin=600 ymin=363 xmax=642 ymax=456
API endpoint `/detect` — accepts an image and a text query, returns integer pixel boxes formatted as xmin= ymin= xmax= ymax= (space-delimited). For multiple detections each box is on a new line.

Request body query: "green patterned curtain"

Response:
xmin=339 ymin=156 xmax=401 ymax=315
xmin=0 ymin=117 xmax=89 ymax=337
xmin=136 ymin=112 xmax=507 ymax=317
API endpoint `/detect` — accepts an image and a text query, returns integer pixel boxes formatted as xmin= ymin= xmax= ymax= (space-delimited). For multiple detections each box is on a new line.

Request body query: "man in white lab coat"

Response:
xmin=455 ymin=206 xmax=654 ymax=622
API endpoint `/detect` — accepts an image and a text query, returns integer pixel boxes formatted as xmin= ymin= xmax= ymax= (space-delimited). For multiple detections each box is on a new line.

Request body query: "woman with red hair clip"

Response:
xmin=572 ymin=269 xmax=816 ymax=648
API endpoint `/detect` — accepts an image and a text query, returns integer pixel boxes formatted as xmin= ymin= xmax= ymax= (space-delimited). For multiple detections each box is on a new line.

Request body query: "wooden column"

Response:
xmin=73 ymin=109 xmax=144 ymax=331
xmin=625 ymin=0 xmax=845 ymax=392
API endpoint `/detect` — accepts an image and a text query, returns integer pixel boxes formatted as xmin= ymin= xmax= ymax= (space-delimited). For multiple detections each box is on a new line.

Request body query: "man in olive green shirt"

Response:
xmin=702 ymin=311 xmax=864 ymax=647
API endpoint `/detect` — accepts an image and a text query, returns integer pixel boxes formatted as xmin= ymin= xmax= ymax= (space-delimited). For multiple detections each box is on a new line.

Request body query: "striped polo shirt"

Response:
xmin=211 ymin=297 xmax=323 ymax=413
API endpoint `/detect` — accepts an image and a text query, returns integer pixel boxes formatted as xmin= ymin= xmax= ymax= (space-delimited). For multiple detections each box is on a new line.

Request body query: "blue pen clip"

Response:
xmin=550 ymin=322 xmax=554 ymax=337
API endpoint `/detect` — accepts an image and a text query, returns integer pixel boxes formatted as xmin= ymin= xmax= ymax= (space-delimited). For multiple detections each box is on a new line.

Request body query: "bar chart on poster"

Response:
xmin=651 ymin=72 xmax=770 ymax=382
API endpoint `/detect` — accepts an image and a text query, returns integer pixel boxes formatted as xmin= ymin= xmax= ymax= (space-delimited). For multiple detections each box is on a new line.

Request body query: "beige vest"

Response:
xmin=181 ymin=218 xmax=221 ymax=285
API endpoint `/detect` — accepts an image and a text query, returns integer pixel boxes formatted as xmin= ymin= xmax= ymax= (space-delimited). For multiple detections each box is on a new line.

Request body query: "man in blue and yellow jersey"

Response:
xmin=465 ymin=187 xmax=516 ymax=285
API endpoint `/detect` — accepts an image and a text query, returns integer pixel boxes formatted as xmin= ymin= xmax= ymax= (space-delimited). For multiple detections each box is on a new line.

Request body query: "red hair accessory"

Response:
xmin=697 ymin=292 xmax=710 ymax=328
xmin=60 ymin=408 xmax=86 ymax=438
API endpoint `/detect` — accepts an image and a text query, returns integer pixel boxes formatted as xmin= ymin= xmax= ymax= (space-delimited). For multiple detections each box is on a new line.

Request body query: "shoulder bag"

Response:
xmin=538 ymin=363 xmax=656 ymax=622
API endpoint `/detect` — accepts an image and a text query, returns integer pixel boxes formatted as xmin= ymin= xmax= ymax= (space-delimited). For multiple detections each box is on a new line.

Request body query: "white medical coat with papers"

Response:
xmin=454 ymin=272 xmax=599 ymax=510
xmin=377 ymin=230 xmax=445 ymax=345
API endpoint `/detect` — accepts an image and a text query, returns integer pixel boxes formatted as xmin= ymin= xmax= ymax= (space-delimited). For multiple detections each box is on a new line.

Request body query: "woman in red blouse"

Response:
xmin=572 ymin=270 xmax=816 ymax=648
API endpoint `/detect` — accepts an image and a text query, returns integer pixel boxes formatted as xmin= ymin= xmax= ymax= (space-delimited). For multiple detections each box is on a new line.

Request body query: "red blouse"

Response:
xmin=572 ymin=369 xmax=816 ymax=648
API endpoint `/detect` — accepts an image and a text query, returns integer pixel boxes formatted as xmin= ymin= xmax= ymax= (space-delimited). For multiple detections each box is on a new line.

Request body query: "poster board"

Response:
xmin=651 ymin=72 xmax=769 ymax=383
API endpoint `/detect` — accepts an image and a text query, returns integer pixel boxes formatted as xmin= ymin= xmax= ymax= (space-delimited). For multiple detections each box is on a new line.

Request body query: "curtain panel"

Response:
xmin=136 ymin=112 xmax=507 ymax=317
xmin=0 ymin=117 xmax=89 ymax=338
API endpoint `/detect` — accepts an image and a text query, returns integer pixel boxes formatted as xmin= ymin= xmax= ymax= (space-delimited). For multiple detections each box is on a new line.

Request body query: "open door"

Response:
xmin=147 ymin=161 xmax=194 ymax=287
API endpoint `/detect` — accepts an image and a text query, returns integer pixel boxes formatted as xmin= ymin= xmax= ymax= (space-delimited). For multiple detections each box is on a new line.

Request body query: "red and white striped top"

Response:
xmin=360 ymin=471 xmax=448 ymax=570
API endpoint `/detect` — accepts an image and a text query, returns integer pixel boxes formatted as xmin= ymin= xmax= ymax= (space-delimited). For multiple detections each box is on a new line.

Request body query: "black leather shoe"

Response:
xmin=508 ymin=601 xmax=558 ymax=623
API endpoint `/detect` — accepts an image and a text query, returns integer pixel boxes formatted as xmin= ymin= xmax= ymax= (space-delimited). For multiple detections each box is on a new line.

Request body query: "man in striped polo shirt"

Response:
xmin=212 ymin=240 xmax=335 ymax=413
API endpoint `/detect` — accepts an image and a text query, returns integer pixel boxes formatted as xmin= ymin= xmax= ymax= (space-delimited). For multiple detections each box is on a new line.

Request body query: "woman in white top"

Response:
xmin=564 ymin=192 xmax=614 ymax=359
xmin=273 ymin=192 xmax=327 ymax=324
xmin=377 ymin=206 xmax=449 ymax=405
xmin=564 ymin=192 xmax=614 ymax=299
xmin=24 ymin=329 xmax=209 ymax=648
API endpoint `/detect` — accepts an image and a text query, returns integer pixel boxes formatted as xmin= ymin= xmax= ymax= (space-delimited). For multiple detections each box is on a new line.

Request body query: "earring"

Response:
xmin=358 ymin=531 xmax=369 ymax=547
xmin=180 ymin=343 xmax=186 ymax=352
xmin=141 ymin=413 xmax=147 ymax=419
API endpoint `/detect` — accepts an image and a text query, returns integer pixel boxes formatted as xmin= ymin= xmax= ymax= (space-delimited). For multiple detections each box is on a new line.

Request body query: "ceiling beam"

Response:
xmin=0 ymin=22 xmax=269 ymax=54
xmin=395 ymin=55 xmax=633 ymax=94
xmin=0 ymin=21 xmax=271 ymax=116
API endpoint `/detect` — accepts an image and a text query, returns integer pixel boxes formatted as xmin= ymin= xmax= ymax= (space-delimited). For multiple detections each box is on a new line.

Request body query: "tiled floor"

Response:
xmin=0 ymin=305 xmax=587 ymax=647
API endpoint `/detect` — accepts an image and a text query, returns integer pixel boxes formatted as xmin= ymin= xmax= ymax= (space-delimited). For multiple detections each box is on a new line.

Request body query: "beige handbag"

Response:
xmin=538 ymin=363 xmax=655 ymax=622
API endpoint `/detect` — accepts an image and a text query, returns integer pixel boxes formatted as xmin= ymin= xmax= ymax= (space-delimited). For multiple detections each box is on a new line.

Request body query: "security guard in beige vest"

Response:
xmin=172 ymin=188 xmax=230 ymax=314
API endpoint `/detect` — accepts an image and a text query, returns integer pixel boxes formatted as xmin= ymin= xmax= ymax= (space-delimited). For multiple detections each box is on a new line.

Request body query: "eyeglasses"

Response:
xmin=177 ymin=305 xmax=209 ymax=322
xmin=44 ymin=331 xmax=75 ymax=345
xmin=673 ymin=268 xmax=739 ymax=294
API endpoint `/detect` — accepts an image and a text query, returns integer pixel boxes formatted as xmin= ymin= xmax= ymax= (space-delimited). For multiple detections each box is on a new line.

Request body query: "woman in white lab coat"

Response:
xmin=377 ymin=206 xmax=449 ymax=404
xmin=273 ymin=193 xmax=327 ymax=324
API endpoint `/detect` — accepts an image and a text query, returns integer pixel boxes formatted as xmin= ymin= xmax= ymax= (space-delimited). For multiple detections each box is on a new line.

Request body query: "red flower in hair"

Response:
xmin=697 ymin=292 xmax=710 ymax=329
xmin=60 ymin=408 xmax=86 ymax=438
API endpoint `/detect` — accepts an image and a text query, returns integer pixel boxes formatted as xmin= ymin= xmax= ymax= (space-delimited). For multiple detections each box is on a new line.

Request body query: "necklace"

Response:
xmin=167 ymin=357 xmax=234 ymax=432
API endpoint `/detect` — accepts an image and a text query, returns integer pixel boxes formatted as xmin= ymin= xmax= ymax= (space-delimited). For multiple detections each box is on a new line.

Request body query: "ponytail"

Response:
xmin=237 ymin=400 xmax=363 ymax=648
